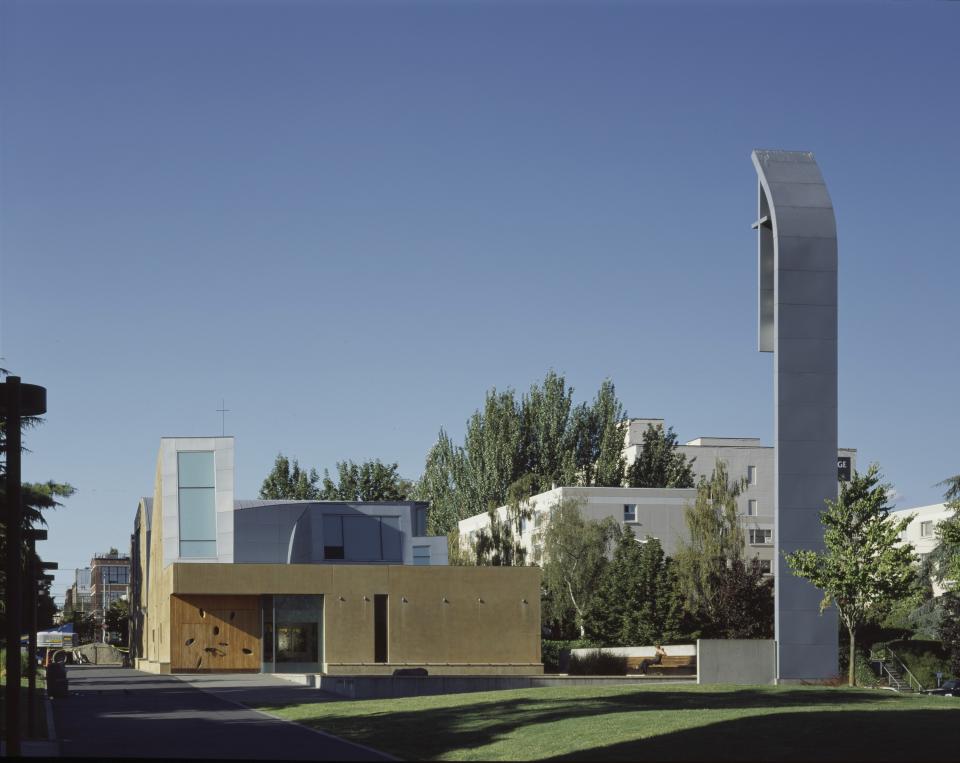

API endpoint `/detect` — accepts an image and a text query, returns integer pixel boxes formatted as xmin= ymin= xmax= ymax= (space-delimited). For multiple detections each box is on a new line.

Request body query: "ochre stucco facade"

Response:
xmin=132 ymin=453 xmax=543 ymax=675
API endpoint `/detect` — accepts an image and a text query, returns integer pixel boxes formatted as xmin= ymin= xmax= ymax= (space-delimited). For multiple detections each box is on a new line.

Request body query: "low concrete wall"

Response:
xmin=318 ymin=674 xmax=695 ymax=699
xmin=696 ymin=639 xmax=775 ymax=685
xmin=75 ymin=643 xmax=125 ymax=666
xmin=570 ymin=644 xmax=696 ymax=660
xmin=325 ymin=663 xmax=542 ymax=676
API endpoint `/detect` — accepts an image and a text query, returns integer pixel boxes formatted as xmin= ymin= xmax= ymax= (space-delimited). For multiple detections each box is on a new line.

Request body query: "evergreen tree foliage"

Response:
xmin=539 ymin=497 xmax=617 ymax=638
xmin=1 ymin=391 xmax=75 ymax=631
xmin=937 ymin=592 xmax=960 ymax=677
xmin=584 ymin=528 xmax=685 ymax=646
xmin=625 ymin=423 xmax=696 ymax=488
xmin=786 ymin=464 xmax=917 ymax=686
xmin=259 ymin=454 xmax=321 ymax=500
xmin=929 ymin=474 xmax=960 ymax=590
xmin=320 ymin=459 xmax=412 ymax=502
xmin=418 ymin=371 xmax=627 ymax=533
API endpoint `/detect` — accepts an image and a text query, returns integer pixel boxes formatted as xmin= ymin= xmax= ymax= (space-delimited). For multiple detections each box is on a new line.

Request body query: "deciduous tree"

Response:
xmin=786 ymin=464 xmax=916 ymax=686
xmin=539 ymin=497 xmax=617 ymax=638
xmin=320 ymin=459 xmax=412 ymax=502
xmin=625 ymin=423 xmax=695 ymax=488
xmin=259 ymin=454 xmax=321 ymax=500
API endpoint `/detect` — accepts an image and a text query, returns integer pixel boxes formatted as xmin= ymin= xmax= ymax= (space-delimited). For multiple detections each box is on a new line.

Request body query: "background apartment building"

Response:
xmin=64 ymin=567 xmax=93 ymax=616
xmin=90 ymin=550 xmax=131 ymax=633
xmin=460 ymin=418 xmax=856 ymax=574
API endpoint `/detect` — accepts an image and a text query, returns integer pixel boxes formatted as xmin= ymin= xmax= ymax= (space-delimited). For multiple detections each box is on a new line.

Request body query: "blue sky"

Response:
xmin=1 ymin=1 xmax=958 ymax=604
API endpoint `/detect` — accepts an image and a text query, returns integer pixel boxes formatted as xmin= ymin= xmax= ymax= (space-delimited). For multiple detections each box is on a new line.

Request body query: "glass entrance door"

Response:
xmin=261 ymin=594 xmax=323 ymax=673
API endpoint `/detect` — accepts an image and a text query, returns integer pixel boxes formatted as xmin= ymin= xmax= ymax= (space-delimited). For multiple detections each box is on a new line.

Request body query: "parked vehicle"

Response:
xmin=924 ymin=678 xmax=960 ymax=696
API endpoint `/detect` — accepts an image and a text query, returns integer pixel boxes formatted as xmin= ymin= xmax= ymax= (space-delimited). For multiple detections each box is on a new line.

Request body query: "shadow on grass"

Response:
xmin=268 ymin=687 xmax=940 ymax=761
xmin=548 ymin=708 xmax=960 ymax=762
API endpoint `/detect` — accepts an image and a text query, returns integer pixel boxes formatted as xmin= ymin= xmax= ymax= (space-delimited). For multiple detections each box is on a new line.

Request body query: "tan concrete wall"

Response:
xmin=171 ymin=563 xmax=541 ymax=671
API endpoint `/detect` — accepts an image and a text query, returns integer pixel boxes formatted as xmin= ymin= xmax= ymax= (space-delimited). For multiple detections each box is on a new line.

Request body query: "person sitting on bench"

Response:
xmin=639 ymin=644 xmax=667 ymax=675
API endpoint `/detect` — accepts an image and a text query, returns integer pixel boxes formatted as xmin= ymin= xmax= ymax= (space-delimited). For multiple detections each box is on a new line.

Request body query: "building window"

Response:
xmin=178 ymin=451 xmax=216 ymax=558
xmin=624 ymin=504 xmax=637 ymax=523
xmin=519 ymin=516 xmax=528 ymax=535
xmin=747 ymin=500 xmax=758 ymax=516
xmin=749 ymin=528 xmax=772 ymax=545
xmin=413 ymin=546 xmax=431 ymax=566
xmin=920 ymin=521 xmax=934 ymax=538
xmin=747 ymin=465 xmax=757 ymax=485
xmin=321 ymin=514 xmax=403 ymax=562
xmin=753 ymin=559 xmax=772 ymax=575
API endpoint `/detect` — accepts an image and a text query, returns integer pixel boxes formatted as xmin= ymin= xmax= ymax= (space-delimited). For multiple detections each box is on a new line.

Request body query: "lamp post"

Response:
xmin=3 ymin=376 xmax=47 ymax=757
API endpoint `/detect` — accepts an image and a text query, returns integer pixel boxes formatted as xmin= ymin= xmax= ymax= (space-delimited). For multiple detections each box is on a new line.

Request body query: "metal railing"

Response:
xmin=871 ymin=644 xmax=924 ymax=693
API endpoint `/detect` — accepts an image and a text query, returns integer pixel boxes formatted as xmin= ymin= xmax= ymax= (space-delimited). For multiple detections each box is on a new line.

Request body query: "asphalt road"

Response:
xmin=52 ymin=665 xmax=393 ymax=760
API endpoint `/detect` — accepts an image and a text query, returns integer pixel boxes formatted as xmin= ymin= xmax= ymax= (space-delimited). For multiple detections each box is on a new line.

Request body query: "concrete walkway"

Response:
xmin=52 ymin=666 xmax=393 ymax=760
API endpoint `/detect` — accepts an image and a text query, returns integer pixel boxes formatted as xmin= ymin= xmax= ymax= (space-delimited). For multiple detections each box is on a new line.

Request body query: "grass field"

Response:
xmin=257 ymin=683 xmax=960 ymax=761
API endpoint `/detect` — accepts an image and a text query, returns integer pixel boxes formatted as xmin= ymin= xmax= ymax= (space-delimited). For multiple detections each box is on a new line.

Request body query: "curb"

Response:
xmin=174 ymin=675 xmax=399 ymax=762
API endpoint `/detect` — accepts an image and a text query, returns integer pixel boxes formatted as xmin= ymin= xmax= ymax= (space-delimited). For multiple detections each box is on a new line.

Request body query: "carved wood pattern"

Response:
xmin=171 ymin=595 xmax=260 ymax=672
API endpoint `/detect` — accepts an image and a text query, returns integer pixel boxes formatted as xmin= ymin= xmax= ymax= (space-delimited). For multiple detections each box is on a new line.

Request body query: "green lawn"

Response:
xmin=257 ymin=683 xmax=960 ymax=761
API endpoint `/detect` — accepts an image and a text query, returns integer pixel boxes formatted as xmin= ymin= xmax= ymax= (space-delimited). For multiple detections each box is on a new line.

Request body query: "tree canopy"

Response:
xmin=260 ymin=454 xmax=412 ymax=502
xmin=538 ymin=497 xmax=618 ymax=638
xmin=418 ymin=371 xmax=627 ymax=534
xmin=625 ymin=423 xmax=696 ymax=489
xmin=585 ymin=529 xmax=686 ymax=646
xmin=259 ymin=454 xmax=322 ymax=500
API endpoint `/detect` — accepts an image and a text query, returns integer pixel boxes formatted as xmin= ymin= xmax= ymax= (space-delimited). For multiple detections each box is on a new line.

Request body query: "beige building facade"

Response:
xmin=132 ymin=437 xmax=541 ymax=676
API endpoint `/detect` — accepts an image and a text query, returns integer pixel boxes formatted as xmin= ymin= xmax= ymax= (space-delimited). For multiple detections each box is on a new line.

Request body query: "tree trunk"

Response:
xmin=848 ymin=627 xmax=856 ymax=687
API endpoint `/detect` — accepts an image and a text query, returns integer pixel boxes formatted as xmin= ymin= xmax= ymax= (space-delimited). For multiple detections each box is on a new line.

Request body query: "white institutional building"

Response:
xmin=459 ymin=418 xmax=857 ymax=574
xmin=889 ymin=502 xmax=955 ymax=596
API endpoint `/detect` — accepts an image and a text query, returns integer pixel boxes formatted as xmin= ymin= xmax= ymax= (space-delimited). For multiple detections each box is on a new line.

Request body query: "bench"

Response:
xmin=626 ymin=655 xmax=697 ymax=675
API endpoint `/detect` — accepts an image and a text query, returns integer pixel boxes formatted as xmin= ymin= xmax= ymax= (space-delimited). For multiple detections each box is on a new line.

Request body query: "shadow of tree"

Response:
xmin=266 ymin=686 xmax=937 ymax=761
xmin=547 ymin=708 xmax=960 ymax=762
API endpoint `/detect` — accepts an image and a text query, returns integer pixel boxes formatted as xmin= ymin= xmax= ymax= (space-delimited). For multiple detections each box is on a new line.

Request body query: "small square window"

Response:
xmin=920 ymin=521 xmax=934 ymax=538
xmin=413 ymin=546 xmax=431 ymax=566
xmin=749 ymin=528 xmax=772 ymax=545
xmin=756 ymin=559 xmax=772 ymax=574
xmin=623 ymin=504 xmax=637 ymax=523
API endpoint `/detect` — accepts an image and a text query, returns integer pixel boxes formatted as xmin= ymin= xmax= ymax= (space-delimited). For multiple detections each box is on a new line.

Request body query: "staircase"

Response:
xmin=871 ymin=646 xmax=923 ymax=693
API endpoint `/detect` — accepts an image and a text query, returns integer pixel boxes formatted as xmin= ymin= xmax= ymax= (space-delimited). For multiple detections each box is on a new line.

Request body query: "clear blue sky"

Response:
xmin=2 ymin=1 xmax=958 ymax=605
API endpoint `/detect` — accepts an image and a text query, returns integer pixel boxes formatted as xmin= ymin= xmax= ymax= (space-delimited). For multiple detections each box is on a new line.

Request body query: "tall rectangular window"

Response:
xmin=374 ymin=594 xmax=388 ymax=663
xmin=747 ymin=466 xmax=757 ymax=485
xmin=747 ymin=500 xmax=758 ymax=516
xmin=920 ymin=521 xmax=933 ymax=538
xmin=623 ymin=504 xmax=637 ymax=523
xmin=178 ymin=451 xmax=216 ymax=558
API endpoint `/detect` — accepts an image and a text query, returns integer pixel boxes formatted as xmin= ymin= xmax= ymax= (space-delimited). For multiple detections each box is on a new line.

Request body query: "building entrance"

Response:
xmin=261 ymin=594 xmax=323 ymax=673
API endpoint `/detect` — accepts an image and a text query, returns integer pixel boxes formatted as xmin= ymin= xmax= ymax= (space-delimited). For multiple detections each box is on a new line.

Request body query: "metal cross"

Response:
xmin=217 ymin=399 xmax=230 ymax=436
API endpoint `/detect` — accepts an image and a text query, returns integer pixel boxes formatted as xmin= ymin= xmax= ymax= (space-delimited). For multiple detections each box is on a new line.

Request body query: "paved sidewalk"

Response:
xmin=52 ymin=666 xmax=393 ymax=760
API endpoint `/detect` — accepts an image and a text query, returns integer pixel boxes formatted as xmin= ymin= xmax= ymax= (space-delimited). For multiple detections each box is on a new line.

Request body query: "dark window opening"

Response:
xmin=374 ymin=594 xmax=388 ymax=664
xmin=324 ymin=546 xmax=345 ymax=560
